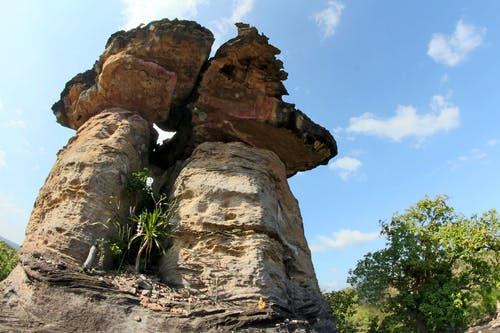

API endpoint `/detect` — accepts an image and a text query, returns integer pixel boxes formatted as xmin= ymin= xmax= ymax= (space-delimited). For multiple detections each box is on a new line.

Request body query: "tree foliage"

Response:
xmin=0 ymin=240 xmax=17 ymax=281
xmin=348 ymin=195 xmax=500 ymax=333
xmin=324 ymin=288 xmax=358 ymax=333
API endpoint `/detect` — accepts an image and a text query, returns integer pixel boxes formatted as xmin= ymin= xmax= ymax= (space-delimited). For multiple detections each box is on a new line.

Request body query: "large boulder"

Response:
xmin=52 ymin=19 xmax=214 ymax=130
xmin=160 ymin=142 xmax=334 ymax=330
xmin=190 ymin=24 xmax=337 ymax=176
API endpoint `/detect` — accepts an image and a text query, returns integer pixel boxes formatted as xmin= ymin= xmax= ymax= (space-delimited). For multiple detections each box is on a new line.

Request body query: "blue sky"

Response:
xmin=1 ymin=1 xmax=499 ymax=291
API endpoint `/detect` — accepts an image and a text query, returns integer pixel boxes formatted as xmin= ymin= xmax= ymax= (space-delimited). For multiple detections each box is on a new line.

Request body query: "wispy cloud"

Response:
xmin=448 ymin=148 xmax=487 ymax=171
xmin=119 ymin=0 xmax=255 ymax=53
xmin=120 ymin=0 xmax=207 ymax=30
xmin=209 ymin=0 xmax=254 ymax=48
xmin=427 ymin=20 xmax=486 ymax=67
xmin=487 ymin=139 xmax=498 ymax=147
xmin=313 ymin=229 xmax=380 ymax=252
xmin=314 ymin=1 xmax=345 ymax=39
xmin=0 ymin=97 xmax=4 ymax=113
xmin=2 ymin=120 xmax=26 ymax=129
xmin=0 ymin=147 xmax=6 ymax=168
xmin=347 ymin=95 xmax=460 ymax=143
xmin=329 ymin=156 xmax=362 ymax=181
xmin=320 ymin=280 xmax=343 ymax=292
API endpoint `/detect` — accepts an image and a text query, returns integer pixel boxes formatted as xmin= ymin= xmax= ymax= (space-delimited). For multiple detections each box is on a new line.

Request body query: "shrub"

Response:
xmin=0 ymin=240 xmax=17 ymax=281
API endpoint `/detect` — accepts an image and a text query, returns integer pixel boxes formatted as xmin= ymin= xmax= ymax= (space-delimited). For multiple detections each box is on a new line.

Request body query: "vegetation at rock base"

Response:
xmin=125 ymin=167 xmax=152 ymax=196
xmin=325 ymin=195 xmax=500 ymax=333
xmin=97 ymin=168 xmax=175 ymax=274
xmin=128 ymin=194 xmax=175 ymax=273
xmin=324 ymin=287 xmax=358 ymax=332
xmin=0 ymin=240 xmax=17 ymax=281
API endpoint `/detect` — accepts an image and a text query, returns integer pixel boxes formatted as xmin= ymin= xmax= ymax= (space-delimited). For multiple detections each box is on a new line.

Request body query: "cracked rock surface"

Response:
xmin=161 ymin=142 xmax=333 ymax=326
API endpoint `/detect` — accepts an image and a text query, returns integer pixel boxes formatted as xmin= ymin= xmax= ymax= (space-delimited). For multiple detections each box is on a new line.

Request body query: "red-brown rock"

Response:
xmin=190 ymin=23 xmax=337 ymax=176
xmin=53 ymin=19 xmax=213 ymax=130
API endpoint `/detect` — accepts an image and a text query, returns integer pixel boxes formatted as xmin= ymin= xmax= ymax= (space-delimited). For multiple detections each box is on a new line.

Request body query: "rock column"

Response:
xmin=20 ymin=109 xmax=151 ymax=266
xmin=161 ymin=142 xmax=333 ymax=326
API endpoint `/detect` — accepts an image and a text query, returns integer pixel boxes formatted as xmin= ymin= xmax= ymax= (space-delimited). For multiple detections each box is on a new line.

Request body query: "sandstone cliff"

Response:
xmin=1 ymin=19 xmax=338 ymax=332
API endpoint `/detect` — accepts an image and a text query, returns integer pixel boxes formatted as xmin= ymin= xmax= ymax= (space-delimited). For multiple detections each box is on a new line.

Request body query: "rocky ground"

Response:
xmin=467 ymin=318 xmax=500 ymax=333
xmin=105 ymin=271 xmax=323 ymax=332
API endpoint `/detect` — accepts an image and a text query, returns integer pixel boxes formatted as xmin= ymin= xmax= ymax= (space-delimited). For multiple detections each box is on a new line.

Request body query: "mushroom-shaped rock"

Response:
xmin=190 ymin=24 xmax=337 ymax=176
xmin=52 ymin=19 xmax=214 ymax=130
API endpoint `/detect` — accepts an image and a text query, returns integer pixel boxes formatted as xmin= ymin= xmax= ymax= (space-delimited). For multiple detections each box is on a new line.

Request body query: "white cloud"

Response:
xmin=209 ymin=0 xmax=254 ymax=48
xmin=320 ymin=280 xmax=343 ymax=292
xmin=487 ymin=139 xmax=498 ymax=147
xmin=314 ymin=0 xmax=345 ymax=39
xmin=3 ymin=120 xmax=26 ymax=128
xmin=230 ymin=0 xmax=253 ymax=22
xmin=119 ymin=0 xmax=255 ymax=53
xmin=120 ymin=0 xmax=207 ymax=30
xmin=0 ymin=97 xmax=4 ymax=113
xmin=427 ymin=20 xmax=486 ymax=67
xmin=0 ymin=148 xmax=6 ymax=168
xmin=448 ymin=148 xmax=488 ymax=171
xmin=329 ymin=156 xmax=362 ymax=181
xmin=458 ymin=148 xmax=487 ymax=162
xmin=314 ymin=229 xmax=380 ymax=252
xmin=347 ymin=95 xmax=460 ymax=142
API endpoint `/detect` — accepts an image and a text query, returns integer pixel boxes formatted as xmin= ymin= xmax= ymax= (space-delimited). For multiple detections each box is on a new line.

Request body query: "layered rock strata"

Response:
xmin=20 ymin=109 xmax=151 ymax=267
xmin=161 ymin=142 xmax=332 ymax=323
xmin=190 ymin=24 xmax=336 ymax=176
xmin=1 ymin=18 xmax=338 ymax=332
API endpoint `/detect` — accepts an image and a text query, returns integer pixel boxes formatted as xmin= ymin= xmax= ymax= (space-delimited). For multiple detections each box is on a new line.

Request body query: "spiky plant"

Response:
xmin=128 ymin=195 xmax=174 ymax=273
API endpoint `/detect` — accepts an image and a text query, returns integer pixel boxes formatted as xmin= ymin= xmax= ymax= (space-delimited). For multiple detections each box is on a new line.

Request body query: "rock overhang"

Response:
xmin=51 ymin=19 xmax=337 ymax=175
xmin=52 ymin=19 xmax=214 ymax=130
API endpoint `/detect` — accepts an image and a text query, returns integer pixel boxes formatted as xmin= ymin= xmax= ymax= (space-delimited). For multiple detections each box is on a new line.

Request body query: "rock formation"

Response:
xmin=20 ymin=109 xmax=152 ymax=267
xmin=190 ymin=23 xmax=335 ymax=176
xmin=1 ymin=19 xmax=338 ymax=332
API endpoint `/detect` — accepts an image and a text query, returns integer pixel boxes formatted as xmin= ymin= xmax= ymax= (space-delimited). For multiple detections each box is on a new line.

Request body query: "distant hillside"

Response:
xmin=0 ymin=236 xmax=20 ymax=249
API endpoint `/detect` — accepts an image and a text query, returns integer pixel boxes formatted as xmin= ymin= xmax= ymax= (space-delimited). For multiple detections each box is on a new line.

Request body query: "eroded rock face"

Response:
xmin=190 ymin=24 xmax=337 ymax=176
xmin=20 ymin=109 xmax=151 ymax=266
xmin=1 ymin=19 xmax=338 ymax=333
xmin=160 ymin=142 xmax=334 ymax=328
xmin=52 ymin=19 xmax=214 ymax=130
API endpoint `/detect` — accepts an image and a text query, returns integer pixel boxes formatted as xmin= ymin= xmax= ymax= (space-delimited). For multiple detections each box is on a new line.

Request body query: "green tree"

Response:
xmin=348 ymin=195 xmax=500 ymax=333
xmin=0 ymin=240 xmax=17 ymax=281
xmin=324 ymin=288 xmax=358 ymax=333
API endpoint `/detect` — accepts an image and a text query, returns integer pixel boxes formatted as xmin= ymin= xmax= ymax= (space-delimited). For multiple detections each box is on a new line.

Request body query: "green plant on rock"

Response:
xmin=90 ymin=168 xmax=176 ymax=274
xmin=126 ymin=168 xmax=153 ymax=197
xmin=128 ymin=194 xmax=175 ymax=273
xmin=98 ymin=216 xmax=134 ymax=270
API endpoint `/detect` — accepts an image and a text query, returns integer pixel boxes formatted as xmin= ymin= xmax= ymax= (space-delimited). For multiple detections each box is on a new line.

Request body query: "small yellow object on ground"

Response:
xmin=258 ymin=297 xmax=266 ymax=309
